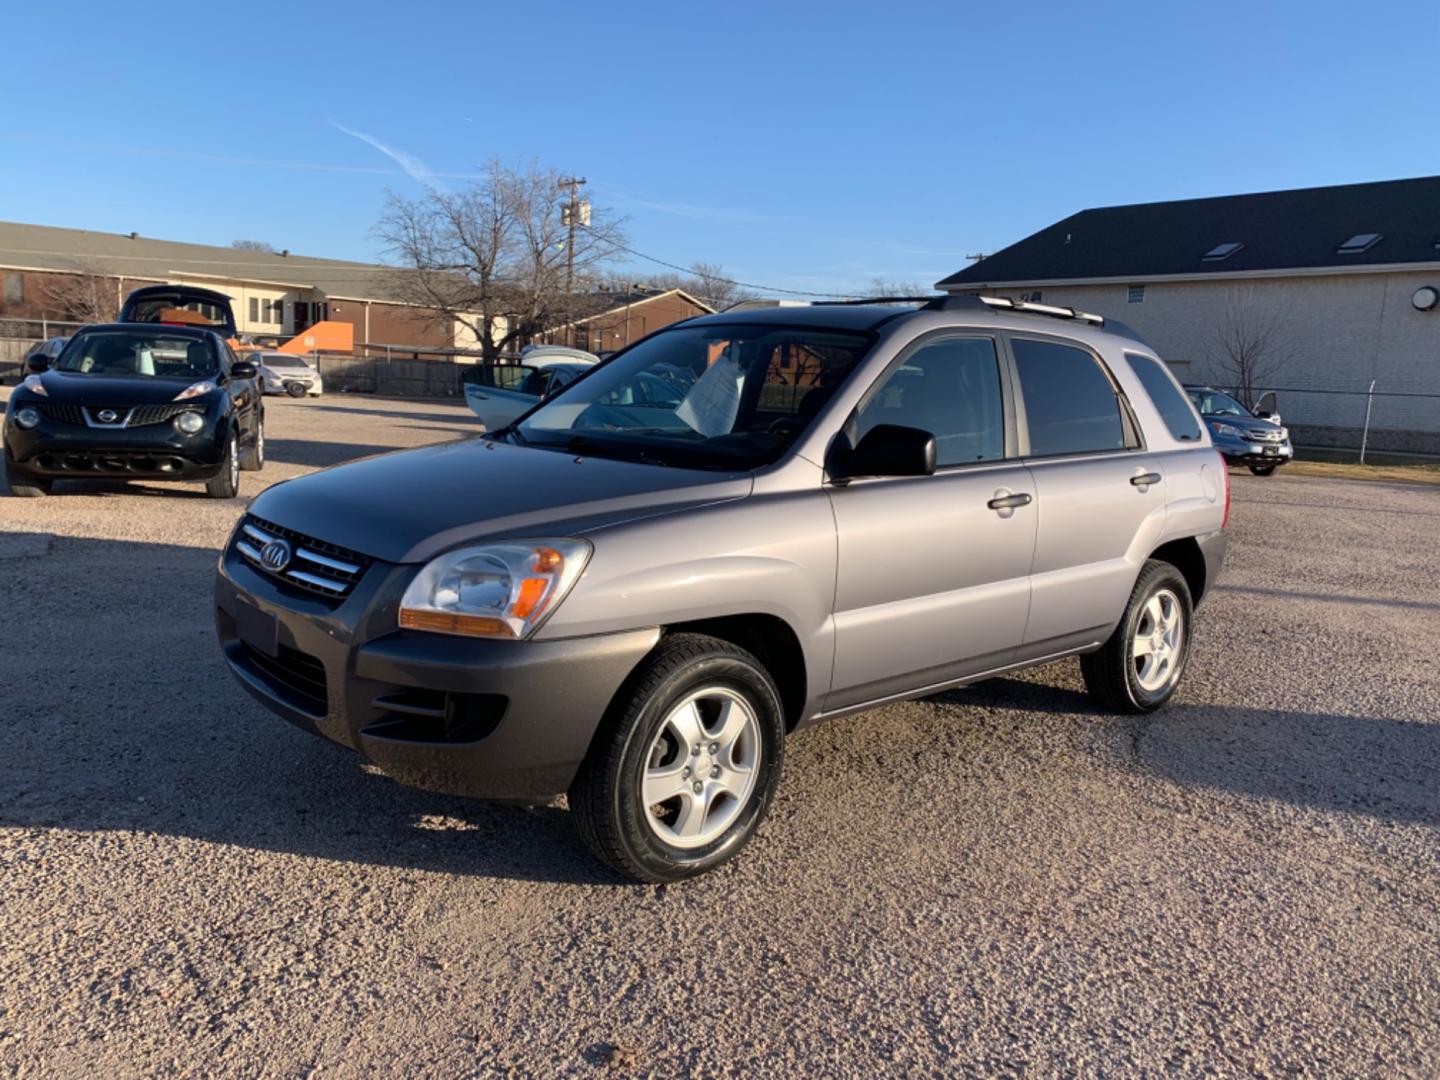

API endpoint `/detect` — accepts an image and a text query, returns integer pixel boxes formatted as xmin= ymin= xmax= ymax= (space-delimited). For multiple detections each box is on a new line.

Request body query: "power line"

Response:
xmin=600 ymin=237 xmax=860 ymax=299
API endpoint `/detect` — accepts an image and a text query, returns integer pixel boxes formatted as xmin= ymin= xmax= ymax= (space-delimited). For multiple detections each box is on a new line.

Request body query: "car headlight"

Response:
xmin=174 ymin=380 xmax=216 ymax=401
xmin=13 ymin=406 xmax=41 ymax=430
xmin=1212 ymin=423 xmax=1243 ymax=437
xmin=398 ymin=539 xmax=591 ymax=639
xmin=173 ymin=411 xmax=205 ymax=434
xmin=20 ymin=374 xmax=47 ymax=397
xmin=1278 ymin=427 xmax=1289 ymax=440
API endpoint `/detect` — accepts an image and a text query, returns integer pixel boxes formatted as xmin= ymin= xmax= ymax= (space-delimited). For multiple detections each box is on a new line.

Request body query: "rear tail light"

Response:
xmin=1218 ymin=450 xmax=1231 ymax=528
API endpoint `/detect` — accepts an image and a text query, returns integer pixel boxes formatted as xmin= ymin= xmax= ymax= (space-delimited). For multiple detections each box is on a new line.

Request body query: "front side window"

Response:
xmin=516 ymin=324 xmax=872 ymax=469
xmin=55 ymin=330 xmax=220 ymax=379
xmin=1012 ymin=337 xmax=1128 ymax=457
xmin=1126 ymin=353 xmax=1202 ymax=441
xmin=854 ymin=335 xmax=1005 ymax=466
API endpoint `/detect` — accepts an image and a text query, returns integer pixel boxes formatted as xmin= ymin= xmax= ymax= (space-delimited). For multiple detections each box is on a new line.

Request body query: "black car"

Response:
xmin=4 ymin=322 xmax=264 ymax=498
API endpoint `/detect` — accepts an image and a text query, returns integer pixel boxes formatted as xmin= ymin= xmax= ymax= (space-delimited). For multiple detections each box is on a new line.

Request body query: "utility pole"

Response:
xmin=559 ymin=176 xmax=588 ymax=296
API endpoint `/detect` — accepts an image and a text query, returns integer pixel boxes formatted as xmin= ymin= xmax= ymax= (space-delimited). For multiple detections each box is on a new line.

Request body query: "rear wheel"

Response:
xmin=569 ymin=633 xmax=785 ymax=882
xmin=1081 ymin=560 xmax=1194 ymax=714
xmin=239 ymin=416 xmax=265 ymax=471
xmin=205 ymin=433 xmax=240 ymax=498
xmin=1248 ymin=464 xmax=1278 ymax=476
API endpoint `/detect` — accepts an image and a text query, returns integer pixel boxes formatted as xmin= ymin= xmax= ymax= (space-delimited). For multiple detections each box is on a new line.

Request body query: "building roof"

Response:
xmin=0 ymin=220 xmax=413 ymax=303
xmin=552 ymin=288 xmax=715 ymax=329
xmin=938 ymin=175 xmax=1440 ymax=289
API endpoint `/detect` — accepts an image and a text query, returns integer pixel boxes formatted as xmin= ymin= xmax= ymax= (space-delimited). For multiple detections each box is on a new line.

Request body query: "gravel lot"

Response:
xmin=2 ymin=390 xmax=1438 ymax=1077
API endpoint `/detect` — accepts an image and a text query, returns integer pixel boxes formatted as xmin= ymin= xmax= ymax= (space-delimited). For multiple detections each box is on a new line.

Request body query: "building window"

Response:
xmin=1202 ymin=242 xmax=1244 ymax=262
xmin=1019 ymin=290 xmax=1043 ymax=303
xmin=4 ymin=272 xmax=23 ymax=304
xmin=249 ymin=297 xmax=259 ymax=322
xmin=1127 ymin=285 xmax=1145 ymax=304
xmin=1337 ymin=233 xmax=1382 ymax=255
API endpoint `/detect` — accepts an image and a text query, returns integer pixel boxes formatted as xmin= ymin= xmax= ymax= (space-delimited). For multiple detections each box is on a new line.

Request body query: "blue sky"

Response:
xmin=3 ymin=1 xmax=1435 ymax=296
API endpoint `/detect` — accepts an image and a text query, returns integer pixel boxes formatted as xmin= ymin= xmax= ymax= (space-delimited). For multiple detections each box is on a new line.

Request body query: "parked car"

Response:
xmin=4 ymin=322 xmax=264 ymax=499
xmin=462 ymin=348 xmax=598 ymax=429
xmin=215 ymin=297 xmax=1228 ymax=881
xmin=1184 ymin=384 xmax=1292 ymax=475
xmin=253 ymin=352 xmax=324 ymax=397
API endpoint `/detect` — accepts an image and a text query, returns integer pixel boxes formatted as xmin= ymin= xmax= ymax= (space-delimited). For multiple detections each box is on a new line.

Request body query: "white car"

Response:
xmin=253 ymin=352 xmax=323 ymax=397
xmin=463 ymin=348 xmax=598 ymax=430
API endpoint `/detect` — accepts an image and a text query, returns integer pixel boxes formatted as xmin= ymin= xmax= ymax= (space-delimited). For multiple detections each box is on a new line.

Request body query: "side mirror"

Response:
xmin=230 ymin=360 xmax=258 ymax=379
xmin=832 ymin=424 xmax=936 ymax=480
xmin=25 ymin=355 xmax=50 ymax=373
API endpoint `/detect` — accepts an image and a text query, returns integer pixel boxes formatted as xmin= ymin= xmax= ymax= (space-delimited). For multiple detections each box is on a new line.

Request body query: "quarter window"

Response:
xmin=1012 ymin=337 xmax=1128 ymax=457
xmin=856 ymin=336 xmax=1005 ymax=466
xmin=1125 ymin=353 xmax=1202 ymax=441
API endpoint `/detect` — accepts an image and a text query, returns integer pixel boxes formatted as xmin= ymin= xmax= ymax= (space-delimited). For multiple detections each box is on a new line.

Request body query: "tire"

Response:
xmin=285 ymin=382 xmax=307 ymax=398
xmin=239 ymin=416 xmax=265 ymax=472
xmin=1248 ymin=464 xmax=1278 ymax=476
xmin=1080 ymin=559 xmax=1194 ymax=714
xmin=4 ymin=459 xmax=52 ymax=497
xmin=569 ymin=633 xmax=786 ymax=883
xmin=205 ymin=433 xmax=240 ymax=499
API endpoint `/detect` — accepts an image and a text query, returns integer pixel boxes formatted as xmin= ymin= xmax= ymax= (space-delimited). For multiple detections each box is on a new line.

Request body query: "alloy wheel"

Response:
xmin=1132 ymin=588 xmax=1184 ymax=692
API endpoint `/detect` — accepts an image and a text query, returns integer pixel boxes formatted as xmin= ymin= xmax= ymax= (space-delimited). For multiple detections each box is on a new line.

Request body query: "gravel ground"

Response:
xmin=2 ymin=390 xmax=1438 ymax=1078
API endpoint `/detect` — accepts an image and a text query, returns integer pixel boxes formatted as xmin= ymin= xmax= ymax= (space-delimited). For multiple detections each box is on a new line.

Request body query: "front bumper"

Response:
xmin=215 ymin=547 xmax=659 ymax=802
xmin=4 ymin=415 xmax=227 ymax=479
xmin=1214 ymin=436 xmax=1293 ymax=468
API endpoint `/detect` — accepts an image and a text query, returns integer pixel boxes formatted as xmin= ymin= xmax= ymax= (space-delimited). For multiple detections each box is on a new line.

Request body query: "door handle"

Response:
xmin=987 ymin=492 xmax=1033 ymax=510
xmin=1130 ymin=472 xmax=1162 ymax=487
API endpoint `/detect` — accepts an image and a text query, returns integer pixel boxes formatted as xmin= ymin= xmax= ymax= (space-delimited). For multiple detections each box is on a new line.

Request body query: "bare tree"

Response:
xmin=375 ymin=160 xmax=626 ymax=362
xmin=858 ymin=278 xmax=934 ymax=301
xmin=232 ymin=239 xmax=276 ymax=252
xmin=597 ymin=263 xmax=756 ymax=312
xmin=41 ymin=265 xmax=119 ymax=325
xmin=1207 ymin=286 xmax=1296 ymax=407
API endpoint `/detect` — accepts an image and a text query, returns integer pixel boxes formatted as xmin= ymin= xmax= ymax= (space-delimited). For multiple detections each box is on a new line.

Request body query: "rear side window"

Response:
xmin=1125 ymin=353 xmax=1202 ymax=441
xmin=856 ymin=336 xmax=1005 ymax=466
xmin=1011 ymin=337 xmax=1128 ymax=457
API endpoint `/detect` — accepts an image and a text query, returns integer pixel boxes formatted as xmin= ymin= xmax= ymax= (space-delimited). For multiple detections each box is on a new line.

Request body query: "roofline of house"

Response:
xmin=553 ymin=288 xmax=716 ymax=330
xmin=940 ymin=259 xmax=1440 ymax=291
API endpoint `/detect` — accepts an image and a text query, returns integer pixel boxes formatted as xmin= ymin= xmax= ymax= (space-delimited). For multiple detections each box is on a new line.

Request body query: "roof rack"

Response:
xmin=814 ymin=293 xmax=1106 ymax=326
xmin=926 ymin=294 xmax=1106 ymax=325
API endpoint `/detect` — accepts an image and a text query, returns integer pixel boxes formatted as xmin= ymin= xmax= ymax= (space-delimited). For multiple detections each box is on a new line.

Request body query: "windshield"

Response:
xmin=516 ymin=323 xmax=873 ymax=468
xmin=261 ymin=355 xmax=311 ymax=369
xmin=1187 ymin=388 xmax=1252 ymax=417
xmin=55 ymin=330 xmax=219 ymax=379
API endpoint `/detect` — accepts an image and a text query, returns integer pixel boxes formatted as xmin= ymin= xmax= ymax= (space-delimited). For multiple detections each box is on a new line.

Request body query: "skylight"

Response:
xmin=1337 ymin=233 xmax=1382 ymax=254
xmin=1202 ymin=242 xmax=1244 ymax=261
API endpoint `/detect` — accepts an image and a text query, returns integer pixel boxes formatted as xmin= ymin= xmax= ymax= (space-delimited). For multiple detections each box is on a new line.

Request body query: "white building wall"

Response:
xmin=973 ymin=271 xmax=1440 ymax=446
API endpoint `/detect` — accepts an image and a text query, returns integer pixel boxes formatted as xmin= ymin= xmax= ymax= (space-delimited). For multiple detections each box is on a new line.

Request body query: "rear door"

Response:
xmin=1007 ymin=334 xmax=1167 ymax=657
xmin=825 ymin=332 xmax=1037 ymax=710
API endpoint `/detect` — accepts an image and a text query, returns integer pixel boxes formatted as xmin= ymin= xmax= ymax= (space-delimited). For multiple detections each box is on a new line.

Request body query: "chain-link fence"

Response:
xmin=1234 ymin=383 xmax=1440 ymax=461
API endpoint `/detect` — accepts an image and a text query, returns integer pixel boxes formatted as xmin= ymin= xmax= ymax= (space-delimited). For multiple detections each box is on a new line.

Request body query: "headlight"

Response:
xmin=20 ymin=374 xmax=47 ymax=397
xmin=13 ymin=406 xmax=41 ymax=430
xmin=399 ymin=539 xmax=591 ymax=639
xmin=1278 ymin=427 xmax=1289 ymax=440
xmin=173 ymin=411 xmax=205 ymax=434
xmin=1212 ymin=423 xmax=1243 ymax=437
xmin=174 ymin=380 xmax=216 ymax=402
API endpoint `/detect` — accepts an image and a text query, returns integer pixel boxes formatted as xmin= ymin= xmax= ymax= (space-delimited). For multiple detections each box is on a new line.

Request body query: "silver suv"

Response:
xmin=215 ymin=296 xmax=1229 ymax=881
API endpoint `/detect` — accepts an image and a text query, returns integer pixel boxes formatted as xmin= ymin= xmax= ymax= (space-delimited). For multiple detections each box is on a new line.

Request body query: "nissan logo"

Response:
xmin=97 ymin=409 xmax=119 ymax=423
xmin=260 ymin=539 xmax=292 ymax=572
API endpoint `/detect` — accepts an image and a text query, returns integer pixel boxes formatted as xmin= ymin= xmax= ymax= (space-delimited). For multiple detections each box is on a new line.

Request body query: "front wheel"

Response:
xmin=1080 ymin=560 xmax=1194 ymax=714
xmin=205 ymin=433 xmax=240 ymax=498
xmin=1249 ymin=464 xmax=1278 ymax=476
xmin=569 ymin=633 xmax=785 ymax=882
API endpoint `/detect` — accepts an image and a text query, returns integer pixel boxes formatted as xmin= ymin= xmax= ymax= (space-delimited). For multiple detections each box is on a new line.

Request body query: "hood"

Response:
xmin=35 ymin=369 xmax=214 ymax=406
xmin=248 ymin=436 xmax=754 ymax=564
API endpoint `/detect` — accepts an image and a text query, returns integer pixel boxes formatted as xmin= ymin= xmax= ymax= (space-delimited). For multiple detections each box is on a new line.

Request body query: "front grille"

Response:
xmin=1247 ymin=428 xmax=1283 ymax=442
xmin=35 ymin=450 xmax=195 ymax=473
xmin=129 ymin=404 xmax=198 ymax=427
xmin=235 ymin=514 xmax=373 ymax=601
xmin=36 ymin=403 xmax=85 ymax=425
xmin=240 ymin=642 xmax=328 ymax=716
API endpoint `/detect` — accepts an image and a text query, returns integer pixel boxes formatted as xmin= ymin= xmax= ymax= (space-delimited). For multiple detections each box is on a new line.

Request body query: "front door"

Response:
xmin=825 ymin=333 xmax=1037 ymax=711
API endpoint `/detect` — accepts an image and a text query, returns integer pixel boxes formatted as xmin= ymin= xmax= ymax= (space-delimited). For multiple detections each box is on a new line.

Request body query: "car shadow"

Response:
xmin=945 ymin=677 xmax=1440 ymax=827
xmin=294 ymin=402 xmax=472 ymax=426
